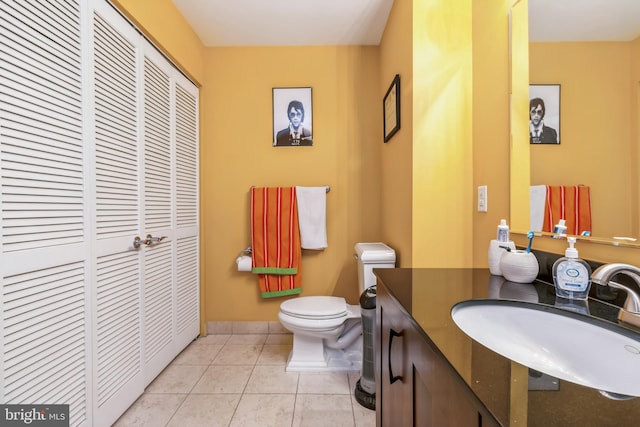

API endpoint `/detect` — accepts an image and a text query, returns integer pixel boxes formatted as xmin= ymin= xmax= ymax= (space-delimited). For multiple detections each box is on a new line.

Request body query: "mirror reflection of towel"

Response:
xmin=295 ymin=186 xmax=328 ymax=250
xmin=530 ymin=185 xmax=547 ymax=232
xmin=542 ymin=185 xmax=592 ymax=235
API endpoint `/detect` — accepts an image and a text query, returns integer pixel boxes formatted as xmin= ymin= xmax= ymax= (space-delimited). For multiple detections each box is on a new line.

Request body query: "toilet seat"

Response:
xmin=280 ymin=296 xmax=349 ymax=320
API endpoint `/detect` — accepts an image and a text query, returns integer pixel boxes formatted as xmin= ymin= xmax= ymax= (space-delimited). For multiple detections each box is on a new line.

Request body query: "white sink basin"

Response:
xmin=451 ymin=299 xmax=640 ymax=397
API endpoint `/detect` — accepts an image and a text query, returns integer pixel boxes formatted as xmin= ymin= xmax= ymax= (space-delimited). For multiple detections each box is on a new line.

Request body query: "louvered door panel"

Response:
xmin=176 ymin=236 xmax=199 ymax=336
xmin=143 ymin=243 xmax=173 ymax=382
xmin=91 ymin=6 xmax=143 ymax=426
xmin=93 ymin=13 xmax=139 ymax=240
xmin=2 ymin=263 xmax=87 ymax=424
xmin=143 ymin=57 xmax=172 ymax=232
xmin=0 ymin=0 xmax=84 ymax=252
xmin=95 ymin=251 xmax=140 ymax=406
xmin=174 ymin=78 xmax=200 ymax=348
xmin=141 ymin=49 xmax=176 ymax=384
xmin=175 ymin=84 xmax=198 ymax=229
xmin=0 ymin=1 xmax=88 ymax=426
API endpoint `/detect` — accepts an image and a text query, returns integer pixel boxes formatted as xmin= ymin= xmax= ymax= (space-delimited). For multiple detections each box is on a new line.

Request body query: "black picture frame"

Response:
xmin=529 ymin=84 xmax=560 ymax=144
xmin=272 ymin=87 xmax=313 ymax=147
xmin=383 ymin=74 xmax=401 ymax=142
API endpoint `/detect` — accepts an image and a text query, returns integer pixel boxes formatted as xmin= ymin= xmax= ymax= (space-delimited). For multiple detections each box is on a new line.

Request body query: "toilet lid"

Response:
xmin=280 ymin=296 xmax=348 ymax=319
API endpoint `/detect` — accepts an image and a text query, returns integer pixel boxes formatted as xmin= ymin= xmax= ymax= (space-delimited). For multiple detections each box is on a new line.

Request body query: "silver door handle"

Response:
xmin=144 ymin=234 xmax=167 ymax=246
xmin=133 ymin=236 xmax=143 ymax=249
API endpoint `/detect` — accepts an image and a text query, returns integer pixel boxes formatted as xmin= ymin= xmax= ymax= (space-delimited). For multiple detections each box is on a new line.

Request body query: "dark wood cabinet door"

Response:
xmin=410 ymin=326 xmax=480 ymax=426
xmin=376 ymin=278 xmax=502 ymax=427
xmin=377 ymin=285 xmax=412 ymax=427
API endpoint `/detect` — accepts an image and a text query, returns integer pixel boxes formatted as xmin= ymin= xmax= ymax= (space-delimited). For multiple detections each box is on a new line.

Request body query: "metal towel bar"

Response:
xmin=250 ymin=185 xmax=330 ymax=193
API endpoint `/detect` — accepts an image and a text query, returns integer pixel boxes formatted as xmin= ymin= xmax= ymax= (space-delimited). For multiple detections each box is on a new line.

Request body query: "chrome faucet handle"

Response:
xmin=592 ymin=263 xmax=640 ymax=284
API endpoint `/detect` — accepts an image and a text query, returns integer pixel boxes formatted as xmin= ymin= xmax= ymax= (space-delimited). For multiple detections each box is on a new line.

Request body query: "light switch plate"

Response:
xmin=478 ymin=185 xmax=488 ymax=212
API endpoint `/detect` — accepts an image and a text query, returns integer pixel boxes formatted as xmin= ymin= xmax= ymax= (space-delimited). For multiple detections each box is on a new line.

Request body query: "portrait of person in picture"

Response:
xmin=275 ymin=100 xmax=312 ymax=146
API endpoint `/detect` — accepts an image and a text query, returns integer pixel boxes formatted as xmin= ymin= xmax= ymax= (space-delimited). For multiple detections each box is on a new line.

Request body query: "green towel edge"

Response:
xmin=261 ymin=288 xmax=302 ymax=298
xmin=252 ymin=267 xmax=298 ymax=275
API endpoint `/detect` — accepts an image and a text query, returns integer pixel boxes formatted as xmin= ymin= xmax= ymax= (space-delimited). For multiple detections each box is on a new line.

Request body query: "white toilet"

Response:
xmin=278 ymin=242 xmax=396 ymax=372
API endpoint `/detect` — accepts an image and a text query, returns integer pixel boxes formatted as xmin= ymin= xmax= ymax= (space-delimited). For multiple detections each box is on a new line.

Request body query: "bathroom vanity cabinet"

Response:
xmin=376 ymin=271 xmax=500 ymax=427
xmin=374 ymin=268 xmax=640 ymax=427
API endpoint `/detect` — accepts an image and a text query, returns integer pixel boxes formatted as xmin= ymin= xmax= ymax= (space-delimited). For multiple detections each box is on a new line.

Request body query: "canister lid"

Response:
xmin=354 ymin=242 xmax=396 ymax=263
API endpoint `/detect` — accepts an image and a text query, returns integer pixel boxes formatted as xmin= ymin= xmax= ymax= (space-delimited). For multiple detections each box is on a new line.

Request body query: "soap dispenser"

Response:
xmin=552 ymin=237 xmax=592 ymax=300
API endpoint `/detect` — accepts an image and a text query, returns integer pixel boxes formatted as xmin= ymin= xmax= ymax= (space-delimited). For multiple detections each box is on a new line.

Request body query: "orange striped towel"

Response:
xmin=250 ymin=187 xmax=302 ymax=298
xmin=542 ymin=185 xmax=592 ymax=235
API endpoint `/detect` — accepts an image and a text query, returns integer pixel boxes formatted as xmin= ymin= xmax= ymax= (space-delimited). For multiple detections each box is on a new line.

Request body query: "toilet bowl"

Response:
xmin=278 ymin=243 xmax=396 ymax=372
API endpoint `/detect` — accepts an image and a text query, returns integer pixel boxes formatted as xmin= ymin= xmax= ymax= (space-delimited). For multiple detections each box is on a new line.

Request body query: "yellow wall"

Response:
xmin=202 ymin=46 xmax=382 ymax=320
xmin=509 ymin=0 xmax=532 ymax=233
xmin=530 ymin=42 xmax=635 ymax=238
xmin=408 ymin=0 xmax=513 ymax=268
xmin=378 ymin=0 xmax=413 ymax=266
xmin=411 ymin=1 xmax=474 ymax=268
xmin=472 ymin=0 xmax=514 ymax=266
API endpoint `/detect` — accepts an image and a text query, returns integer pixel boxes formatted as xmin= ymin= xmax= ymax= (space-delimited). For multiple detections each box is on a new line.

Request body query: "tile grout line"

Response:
xmin=227 ymin=342 xmax=262 ymax=426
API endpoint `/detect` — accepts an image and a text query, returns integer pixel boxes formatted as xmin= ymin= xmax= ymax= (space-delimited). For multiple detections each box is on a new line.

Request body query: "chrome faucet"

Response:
xmin=592 ymin=263 xmax=640 ymax=327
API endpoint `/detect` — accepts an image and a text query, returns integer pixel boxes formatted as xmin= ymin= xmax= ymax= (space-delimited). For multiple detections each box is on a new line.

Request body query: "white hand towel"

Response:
xmin=295 ymin=186 xmax=328 ymax=249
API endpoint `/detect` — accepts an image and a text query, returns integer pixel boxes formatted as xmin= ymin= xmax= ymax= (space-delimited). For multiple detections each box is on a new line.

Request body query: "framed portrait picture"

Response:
xmin=529 ymin=84 xmax=560 ymax=144
xmin=383 ymin=74 xmax=401 ymax=142
xmin=272 ymin=87 xmax=313 ymax=147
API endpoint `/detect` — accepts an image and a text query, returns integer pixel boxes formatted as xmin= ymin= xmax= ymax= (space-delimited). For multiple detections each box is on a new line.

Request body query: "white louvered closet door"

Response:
xmin=91 ymin=2 xmax=200 ymax=425
xmin=2 ymin=1 xmax=199 ymax=425
xmin=90 ymin=3 xmax=145 ymax=426
xmin=140 ymin=46 xmax=176 ymax=385
xmin=173 ymin=72 xmax=200 ymax=355
xmin=0 ymin=1 xmax=90 ymax=426
xmin=141 ymin=46 xmax=200 ymax=386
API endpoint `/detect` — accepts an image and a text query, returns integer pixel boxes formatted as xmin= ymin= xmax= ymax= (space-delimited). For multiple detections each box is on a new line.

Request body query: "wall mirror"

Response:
xmin=512 ymin=0 xmax=640 ymax=248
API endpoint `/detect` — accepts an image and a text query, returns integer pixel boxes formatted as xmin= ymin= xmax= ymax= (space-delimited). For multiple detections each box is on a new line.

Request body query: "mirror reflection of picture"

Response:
xmin=272 ymin=87 xmax=313 ymax=147
xmin=529 ymin=84 xmax=560 ymax=144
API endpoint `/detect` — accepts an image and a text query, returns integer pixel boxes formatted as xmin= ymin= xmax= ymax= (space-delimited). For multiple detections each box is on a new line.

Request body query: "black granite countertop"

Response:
xmin=374 ymin=268 xmax=640 ymax=427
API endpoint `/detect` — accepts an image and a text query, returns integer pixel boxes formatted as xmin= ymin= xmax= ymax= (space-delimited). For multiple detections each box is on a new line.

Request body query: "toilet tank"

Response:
xmin=355 ymin=242 xmax=396 ymax=293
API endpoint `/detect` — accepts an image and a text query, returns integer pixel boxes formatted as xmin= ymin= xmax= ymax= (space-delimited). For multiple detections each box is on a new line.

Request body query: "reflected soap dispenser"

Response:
xmin=553 ymin=219 xmax=567 ymax=237
xmin=552 ymin=237 xmax=592 ymax=300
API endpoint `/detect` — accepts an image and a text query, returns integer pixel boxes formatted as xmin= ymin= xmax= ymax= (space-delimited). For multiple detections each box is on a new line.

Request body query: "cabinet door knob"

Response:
xmin=389 ymin=328 xmax=403 ymax=384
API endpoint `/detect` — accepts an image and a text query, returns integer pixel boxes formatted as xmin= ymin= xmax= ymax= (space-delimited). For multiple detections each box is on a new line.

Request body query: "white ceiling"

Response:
xmin=529 ymin=0 xmax=640 ymax=42
xmin=171 ymin=0 xmax=393 ymax=46
xmin=172 ymin=0 xmax=640 ymax=47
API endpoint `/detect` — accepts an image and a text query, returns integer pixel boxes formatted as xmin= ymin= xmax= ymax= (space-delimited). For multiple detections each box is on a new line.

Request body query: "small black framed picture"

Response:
xmin=272 ymin=87 xmax=313 ymax=147
xmin=383 ymin=74 xmax=401 ymax=142
xmin=529 ymin=84 xmax=560 ymax=144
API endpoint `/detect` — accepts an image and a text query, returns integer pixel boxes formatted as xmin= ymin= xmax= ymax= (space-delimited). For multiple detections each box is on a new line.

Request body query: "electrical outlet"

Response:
xmin=478 ymin=185 xmax=488 ymax=212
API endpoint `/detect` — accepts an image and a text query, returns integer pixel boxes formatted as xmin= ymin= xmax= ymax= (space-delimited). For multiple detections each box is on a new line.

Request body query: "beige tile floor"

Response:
xmin=113 ymin=333 xmax=376 ymax=426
